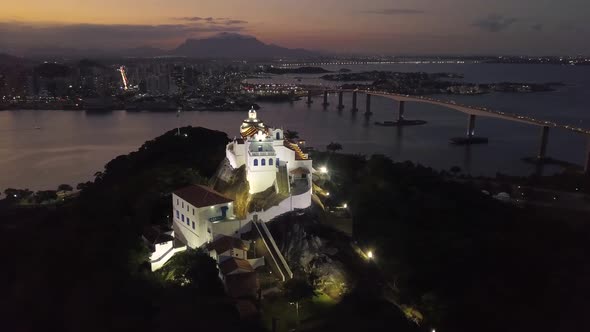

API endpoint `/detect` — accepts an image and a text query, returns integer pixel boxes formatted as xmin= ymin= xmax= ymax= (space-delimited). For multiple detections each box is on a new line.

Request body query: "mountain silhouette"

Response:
xmin=173 ymin=33 xmax=315 ymax=58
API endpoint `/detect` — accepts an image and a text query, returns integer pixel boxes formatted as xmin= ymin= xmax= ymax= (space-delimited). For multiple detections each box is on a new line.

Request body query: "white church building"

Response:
xmin=169 ymin=107 xmax=313 ymax=255
xmin=226 ymin=107 xmax=314 ymax=202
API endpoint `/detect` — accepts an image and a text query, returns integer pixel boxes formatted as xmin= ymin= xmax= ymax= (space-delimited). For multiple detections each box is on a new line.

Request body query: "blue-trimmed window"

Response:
xmin=269 ymin=158 xmax=273 ymax=166
xmin=186 ymin=217 xmax=190 ymax=226
xmin=253 ymin=159 xmax=258 ymax=166
xmin=261 ymin=158 xmax=266 ymax=166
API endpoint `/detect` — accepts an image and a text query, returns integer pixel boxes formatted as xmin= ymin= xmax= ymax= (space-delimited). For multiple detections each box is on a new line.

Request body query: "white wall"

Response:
xmin=150 ymin=244 xmax=186 ymax=271
xmin=217 ymin=248 xmax=247 ymax=261
xmin=226 ymin=142 xmax=245 ymax=168
xmin=246 ymin=187 xmax=311 ymax=222
xmin=172 ymin=194 xmax=235 ymax=249
xmin=211 ymin=219 xmax=252 ymax=239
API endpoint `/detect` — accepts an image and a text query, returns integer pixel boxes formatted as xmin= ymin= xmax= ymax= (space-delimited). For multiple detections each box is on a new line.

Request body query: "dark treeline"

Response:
xmin=312 ymin=152 xmax=590 ymax=332
xmin=1 ymin=127 xmax=263 ymax=332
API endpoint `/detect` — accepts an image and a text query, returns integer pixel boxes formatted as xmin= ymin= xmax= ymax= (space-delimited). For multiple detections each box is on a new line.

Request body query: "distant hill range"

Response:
xmin=0 ymin=53 xmax=30 ymax=66
xmin=172 ymin=33 xmax=316 ymax=59
xmin=10 ymin=33 xmax=317 ymax=59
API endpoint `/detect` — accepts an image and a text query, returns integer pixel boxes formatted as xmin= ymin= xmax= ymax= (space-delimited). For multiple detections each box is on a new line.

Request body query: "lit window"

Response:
xmin=261 ymin=158 xmax=266 ymax=166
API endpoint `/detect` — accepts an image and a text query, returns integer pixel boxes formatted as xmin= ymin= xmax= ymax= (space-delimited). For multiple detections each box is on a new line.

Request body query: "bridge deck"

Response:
xmin=319 ymin=89 xmax=590 ymax=136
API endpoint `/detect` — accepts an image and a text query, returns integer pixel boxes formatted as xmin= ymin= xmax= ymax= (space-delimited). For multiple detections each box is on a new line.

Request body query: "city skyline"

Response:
xmin=2 ymin=0 xmax=590 ymax=56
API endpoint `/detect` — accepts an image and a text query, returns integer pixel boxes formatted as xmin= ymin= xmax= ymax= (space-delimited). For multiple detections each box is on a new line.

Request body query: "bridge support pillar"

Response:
xmin=467 ymin=114 xmax=476 ymax=138
xmin=306 ymin=90 xmax=312 ymax=104
xmin=322 ymin=90 xmax=329 ymax=107
xmin=337 ymin=91 xmax=344 ymax=109
xmin=585 ymin=137 xmax=590 ymax=175
xmin=537 ymin=126 xmax=550 ymax=160
xmin=365 ymin=94 xmax=372 ymax=115
xmin=351 ymin=91 xmax=358 ymax=112
xmin=397 ymin=101 xmax=405 ymax=122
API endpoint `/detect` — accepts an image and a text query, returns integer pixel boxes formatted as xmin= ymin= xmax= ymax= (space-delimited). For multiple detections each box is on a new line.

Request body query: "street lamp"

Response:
xmin=319 ymin=166 xmax=328 ymax=174
xmin=343 ymin=203 xmax=348 ymax=209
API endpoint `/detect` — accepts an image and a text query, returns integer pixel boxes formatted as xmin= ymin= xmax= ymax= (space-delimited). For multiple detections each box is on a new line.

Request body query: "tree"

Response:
xmin=326 ymin=142 xmax=343 ymax=153
xmin=76 ymin=182 xmax=92 ymax=191
xmin=282 ymin=278 xmax=317 ymax=325
xmin=34 ymin=190 xmax=57 ymax=204
xmin=158 ymin=249 xmax=225 ymax=296
xmin=58 ymin=184 xmax=73 ymax=192
xmin=450 ymin=166 xmax=462 ymax=175
xmin=3 ymin=188 xmax=33 ymax=201
xmin=284 ymin=130 xmax=299 ymax=140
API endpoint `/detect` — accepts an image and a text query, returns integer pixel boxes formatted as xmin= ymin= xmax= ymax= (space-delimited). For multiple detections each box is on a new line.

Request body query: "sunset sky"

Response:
xmin=2 ymin=0 xmax=589 ymax=55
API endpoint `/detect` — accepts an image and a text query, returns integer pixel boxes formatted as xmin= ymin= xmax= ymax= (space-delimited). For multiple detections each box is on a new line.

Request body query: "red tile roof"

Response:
xmin=207 ymin=235 xmax=248 ymax=254
xmin=219 ymin=257 xmax=254 ymax=275
xmin=173 ymin=185 xmax=233 ymax=208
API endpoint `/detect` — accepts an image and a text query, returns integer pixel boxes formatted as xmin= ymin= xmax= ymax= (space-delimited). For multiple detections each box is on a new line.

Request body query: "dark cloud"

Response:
xmin=173 ymin=16 xmax=246 ymax=25
xmin=361 ymin=9 xmax=426 ymax=15
xmin=224 ymin=20 xmax=248 ymax=25
xmin=531 ymin=23 xmax=544 ymax=32
xmin=472 ymin=14 xmax=518 ymax=32
xmin=0 ymin=21 xmax=248 ymax=50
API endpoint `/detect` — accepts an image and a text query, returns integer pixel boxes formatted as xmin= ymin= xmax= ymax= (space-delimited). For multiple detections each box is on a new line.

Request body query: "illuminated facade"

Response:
xmin=226 ymin=107 xmax=313 ymax=206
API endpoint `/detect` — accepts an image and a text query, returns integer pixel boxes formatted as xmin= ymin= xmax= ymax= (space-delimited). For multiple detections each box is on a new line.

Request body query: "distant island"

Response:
xmin=263 ymin=66 xmax=331 ymax=74
xmin=326 ymin=71 xmax=563 ymax=95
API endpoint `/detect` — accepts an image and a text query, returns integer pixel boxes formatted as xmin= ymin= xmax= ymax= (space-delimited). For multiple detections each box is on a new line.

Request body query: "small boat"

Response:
xmin=374 ymin=121 xmax=397 ymax=126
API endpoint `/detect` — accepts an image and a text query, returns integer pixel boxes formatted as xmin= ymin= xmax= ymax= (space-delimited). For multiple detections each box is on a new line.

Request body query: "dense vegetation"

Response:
xmin=2 ymin=126 xmax=588 ymax=332
xmin=313 ymin=151 xmax=590 ymax=332
xmin=1 ymin=127 xmax=263 ymax=332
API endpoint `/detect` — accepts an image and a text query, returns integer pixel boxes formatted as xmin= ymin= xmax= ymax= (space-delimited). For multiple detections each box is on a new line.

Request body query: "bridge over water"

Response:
xmin=304 ymin=88 xmax=590 ymax=174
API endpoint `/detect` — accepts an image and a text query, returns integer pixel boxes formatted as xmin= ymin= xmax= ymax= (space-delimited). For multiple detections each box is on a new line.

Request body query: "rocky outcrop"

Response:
xmin=280 ymin=222 xmax=349 ymax=298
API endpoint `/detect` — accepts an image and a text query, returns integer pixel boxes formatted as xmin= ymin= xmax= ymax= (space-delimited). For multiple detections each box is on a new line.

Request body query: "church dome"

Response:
xmin=240 ymin=106 xmax=267 ymax=138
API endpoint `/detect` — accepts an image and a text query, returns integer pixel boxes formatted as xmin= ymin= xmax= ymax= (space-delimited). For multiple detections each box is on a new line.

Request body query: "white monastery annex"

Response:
xmin=148 ymin=107 xmax=314 ymax=277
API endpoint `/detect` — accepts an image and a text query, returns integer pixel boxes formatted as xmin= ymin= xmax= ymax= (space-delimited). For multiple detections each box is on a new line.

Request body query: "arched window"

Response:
xmin=261 ymin=158 xmax=266 ymax=166
xmin=276 ymin=132 xmax=281 ymax=140
xmin=269 ymin=158 xmax=273 ymax=166
xmin=253 ymin=159 xmax=258 ymax=166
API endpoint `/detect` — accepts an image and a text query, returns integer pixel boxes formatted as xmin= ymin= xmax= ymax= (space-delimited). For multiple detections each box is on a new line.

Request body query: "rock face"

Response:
xmin=280 ymin=222 xmax=348 ymax=298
